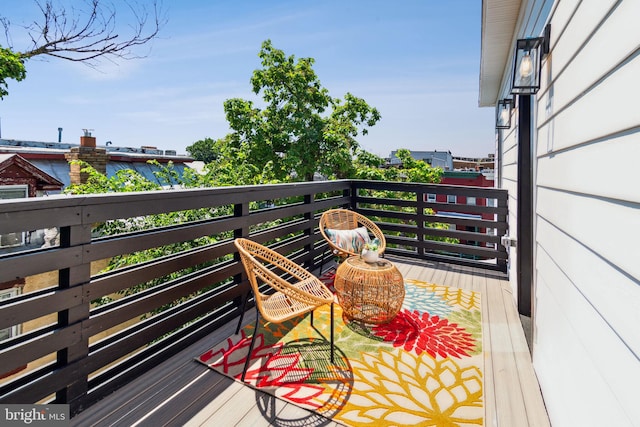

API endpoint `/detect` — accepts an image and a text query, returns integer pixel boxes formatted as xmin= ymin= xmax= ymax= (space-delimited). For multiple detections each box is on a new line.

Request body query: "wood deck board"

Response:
xmin=181 ymin=380 xmax=247 ymax=427
xmin=488 ymin=276 xmax=528 ymax=426
xmin=203 ymin=384 xmax=269 ymax=425
xmin=167 ymin=375 xmax=238 ymax=426
xmin=479 ymin=273 xmax=498 ymax=427
xmin=71 ymin=258 xmax=549 ymax=427
xmin=499 ymin=281 xmax=550 ymax=427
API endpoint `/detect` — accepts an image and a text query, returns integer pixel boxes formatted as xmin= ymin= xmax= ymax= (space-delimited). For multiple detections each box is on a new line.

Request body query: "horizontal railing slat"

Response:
xmin=0 ymin=287 xmax=83 ymax=330
xmin=87 ymin=241 xmax=236 ymax=300
xmin=0 ymin=246 xmax=83 ymax=283
xmin=380 ymin=221 xmax=502 ymax=244
xmin=425 ymin=201 xmax=508 ymax=215
xmin=0 ymin=201 xmax=83 ymax=234
xmin=0 ymin=362 xmax=80 ymax=404
xmin=85 ymin=263 xmax=239 ymax=337
xmin=424 ymin=213 xmax=508 ymax=231
xmin=0 ymin=323 xmax=82 ymax=375
xmin=84 ymin=215 xmax=239 ymax=262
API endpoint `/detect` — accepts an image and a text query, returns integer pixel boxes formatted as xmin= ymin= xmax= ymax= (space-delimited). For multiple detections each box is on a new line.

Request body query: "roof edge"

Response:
xmin=478 ymin=0 xmax=522 ymax=107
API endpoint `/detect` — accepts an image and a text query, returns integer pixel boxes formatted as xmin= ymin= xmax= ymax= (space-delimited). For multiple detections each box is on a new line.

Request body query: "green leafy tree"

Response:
xmin=185 ymin=135 xmax=279 ymax=186
xmin=66 ymin=162 xmax=162 ymax=195
xmin=0 ymin=47 xmax=26 ymax=99
xmin=352 ymin=148 xmax=443 ymax=183
xmin=222 ymin=40 xmax=380 ymax=181
xmin=186 ymin=137 xmax=221 ymax=163
xmin=0 ymin=0 xmax=163 ymax=97
xmin=388 ymin=148 xmax=444 ymax=183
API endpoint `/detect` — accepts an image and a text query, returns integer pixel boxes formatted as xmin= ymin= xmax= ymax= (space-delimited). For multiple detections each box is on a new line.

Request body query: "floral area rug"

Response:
xmin=197 ymin=279 xmax=483 ymax=426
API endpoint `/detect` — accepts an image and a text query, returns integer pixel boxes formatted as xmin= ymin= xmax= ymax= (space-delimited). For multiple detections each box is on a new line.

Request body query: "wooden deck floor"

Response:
xmin=71 ymin=257 xmax=550 ymax=427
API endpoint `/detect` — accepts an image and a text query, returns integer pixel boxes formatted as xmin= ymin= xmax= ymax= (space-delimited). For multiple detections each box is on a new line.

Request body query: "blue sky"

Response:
xmin=0 ymin=0 xmax=495 ymax=158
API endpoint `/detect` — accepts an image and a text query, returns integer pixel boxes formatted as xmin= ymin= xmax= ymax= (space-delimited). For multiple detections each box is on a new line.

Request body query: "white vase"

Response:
xmin=361 ymin=249 xmax=379 ymax=263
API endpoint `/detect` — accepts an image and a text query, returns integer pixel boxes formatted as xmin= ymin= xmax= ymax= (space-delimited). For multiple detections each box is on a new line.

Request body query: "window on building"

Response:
xmin=487 ymin=198 xmax=496 ymax=207
xmin=0 ymin=288 xmax=21 ymax=341
xmin=0 ymin=186 xmax=28 ymax=200
xmin=447 ymin=195 xmax=456 ymax=204
xmin=467 ymin=196 xmax=476 ymax=205
xmin=427 ymin=193 xmax=436 ymax=202
xmin=0 ymin=186 xmax=28 ymax=248
xmin=486 ymin=228 xmax=497 ymax=249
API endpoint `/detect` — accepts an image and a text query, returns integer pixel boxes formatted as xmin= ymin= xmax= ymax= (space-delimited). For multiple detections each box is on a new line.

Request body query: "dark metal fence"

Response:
xmin=0 ymin=180 xmax=507 ymax=414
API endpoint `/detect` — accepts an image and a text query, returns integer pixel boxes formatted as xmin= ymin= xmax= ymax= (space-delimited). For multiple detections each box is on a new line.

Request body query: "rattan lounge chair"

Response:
xmin=234 ymin=238 xmax=336 ymax=381
xmin=319 ymin=208 xmax=386 ymax=264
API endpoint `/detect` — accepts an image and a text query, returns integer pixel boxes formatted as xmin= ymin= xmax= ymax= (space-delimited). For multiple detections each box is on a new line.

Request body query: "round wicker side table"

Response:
xmin=333 ymin=256 xmax=405 ymax=324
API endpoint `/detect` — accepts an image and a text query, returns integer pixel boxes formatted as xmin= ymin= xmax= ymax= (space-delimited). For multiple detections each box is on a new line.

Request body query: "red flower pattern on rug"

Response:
xmin=199 ymin=330 xmax=326 ymax=408
xmin=372 ymin=309 xmax=476 ymax=359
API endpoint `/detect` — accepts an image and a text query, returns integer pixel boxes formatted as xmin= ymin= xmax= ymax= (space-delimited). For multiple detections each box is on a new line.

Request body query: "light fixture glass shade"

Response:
xmin=496 ymin=98 xmax=513 ymax=129
xmin=511 ymin=38 xmax=542 ymax=95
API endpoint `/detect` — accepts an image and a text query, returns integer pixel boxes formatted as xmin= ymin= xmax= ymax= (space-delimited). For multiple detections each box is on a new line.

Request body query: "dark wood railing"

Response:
xmin=0 ymin=180 xmax=507 ymax=414
xmin=350 ymin=180 xmax=508 ymax=270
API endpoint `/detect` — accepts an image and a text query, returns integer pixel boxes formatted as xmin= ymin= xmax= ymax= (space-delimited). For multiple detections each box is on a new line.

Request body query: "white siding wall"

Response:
xmin=500 ymin=122 xmax=519 ymax=302
xmin=499 ymin=0 xmax=640 ymax=425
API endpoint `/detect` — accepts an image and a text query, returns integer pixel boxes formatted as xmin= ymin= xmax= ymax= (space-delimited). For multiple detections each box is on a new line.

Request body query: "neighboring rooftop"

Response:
xmin=0 ymin=138 xmax=191 ymax=159
xmin=389 ymin=150 xmax=454 ymax=170
xmin=0 ymin=138 xmax=194 ymax=191
xmin=387 ymin=150 xmax=495 ymax=173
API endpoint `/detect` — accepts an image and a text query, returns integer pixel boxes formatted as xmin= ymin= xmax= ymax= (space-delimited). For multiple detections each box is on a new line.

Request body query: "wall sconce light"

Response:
xmin=511 ymin=24 xmax=550 ymax=95
xmin=496 ymin=98 xmax=514 ymax=129
xmin=509 ymin=23 xmax=550 ymax=317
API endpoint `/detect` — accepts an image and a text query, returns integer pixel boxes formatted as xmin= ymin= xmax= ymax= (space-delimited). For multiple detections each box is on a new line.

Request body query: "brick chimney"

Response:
xmin=65 ymin=130 xmax=109 ymax=185
xmin=80 ymin=134 xmax=96 ymax=148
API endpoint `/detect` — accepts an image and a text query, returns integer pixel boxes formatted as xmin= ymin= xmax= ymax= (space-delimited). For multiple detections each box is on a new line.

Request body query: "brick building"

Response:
xmin=435 ymin=169 xmax=496 ymax=251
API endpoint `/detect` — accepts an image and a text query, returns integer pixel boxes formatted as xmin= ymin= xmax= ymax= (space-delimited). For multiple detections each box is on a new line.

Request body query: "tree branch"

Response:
xmin=7 ymin=0 xmax=165 ymax=65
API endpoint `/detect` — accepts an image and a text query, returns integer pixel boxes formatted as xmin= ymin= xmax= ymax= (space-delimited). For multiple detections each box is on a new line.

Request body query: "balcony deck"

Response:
xmin=70 ymin=256 xmax=550 ymax=427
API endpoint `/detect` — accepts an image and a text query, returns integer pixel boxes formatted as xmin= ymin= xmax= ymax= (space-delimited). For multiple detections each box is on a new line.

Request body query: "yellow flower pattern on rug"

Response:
xmin=336 ymin=349 xmax=482 ymax=426
xmin=198 ymin=280 xmax=483 ymax=426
